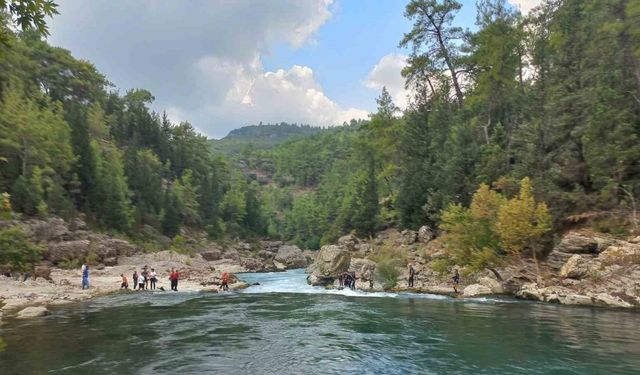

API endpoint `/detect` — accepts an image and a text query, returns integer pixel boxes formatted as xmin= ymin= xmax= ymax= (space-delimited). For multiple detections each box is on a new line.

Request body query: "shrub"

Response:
xmin=439 ymin=178 xmax=551 ymax=273
xmin=0 ymin=226 xmax=43 ymax=272
xmin=372 ymin=246 xmax=407 ymax=290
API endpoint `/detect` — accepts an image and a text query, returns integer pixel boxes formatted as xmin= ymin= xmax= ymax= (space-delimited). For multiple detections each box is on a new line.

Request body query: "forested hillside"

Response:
xmin=1 ymin=0 xmax=640 ymax=269
xmin=210 ymin=123 xmax=323 ymax=156
xmin=239 ymin=0 xmax=640 ymax=258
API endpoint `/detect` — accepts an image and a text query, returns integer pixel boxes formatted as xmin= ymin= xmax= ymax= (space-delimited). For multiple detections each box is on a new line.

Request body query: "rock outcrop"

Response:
xmin=306 ymin=245 xmax=351 ymax=285
xmin=16 ymin=306 xmax=50 ymax=319
xmin=463 ymin=284 xmax=493 ymax=297
xmin=417 ymin=225 xmax=434 ymax=243
xmin=274 ymin=245 xmax=307 ymax=269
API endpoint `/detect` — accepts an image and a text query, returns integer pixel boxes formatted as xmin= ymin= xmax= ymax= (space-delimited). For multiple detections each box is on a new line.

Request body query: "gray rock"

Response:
xmin=463 ymin=284 xmax=493 ymax=297
xmin=223 ymin=248 xmax=241 ymax=262
xmin=69 ymin=217 xmax=87 ymax=231
xmin=45 ymin=240 xmax=91 ymax=264
xmin=559 ymin=294 xmax=594 ymax=306
xmin=554 ymin=232 xmax=612 ymax=254
xmin=560 ymin=254 xmax=595 ymax=279
xmin=417 ymin=225 xmax=435 ymax=242
xmin=338 ymin=234 xmax=359 ymax=251
xmin=201 ymin=249 xmax=222 ymax=261
xmin=103 ymin=257 xmax=118 ymax=267
xmin=307 ymin=245 xmax=351 ymax=279
xmin=16 ymin=306 xmax=49 ymax=319
xmin=399 ymin=230 xmax=418 ymax=245
xmin=349 ymin=258 xmax=376 ymax=279
xmin=274 ymin=245 xmax=307 ymax=269
xmin=592 ymin=293 xmax=632 ymax=308
xmin=477 ymin=276 xmax=504 ymax=294
xmin=30 ymin=218 xmax=69 ymax=242
xmin=34 ymin=265 xmax=52 ymax=281
xmin=98 ymin=238 xmax=136 ymax=257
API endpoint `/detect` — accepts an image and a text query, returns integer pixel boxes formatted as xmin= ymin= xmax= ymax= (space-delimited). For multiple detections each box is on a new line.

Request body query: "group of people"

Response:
xmin=118 ymin=266 xmax=178 ymax=291
xmin=339 ymin=272 xmax=357 ymax=290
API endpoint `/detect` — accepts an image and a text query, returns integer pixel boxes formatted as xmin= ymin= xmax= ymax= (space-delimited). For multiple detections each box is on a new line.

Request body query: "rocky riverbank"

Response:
xmin=305 ymin=227 xmax=640 ymax=309
xmin=0 ymin=217 xmax=311 ymax=322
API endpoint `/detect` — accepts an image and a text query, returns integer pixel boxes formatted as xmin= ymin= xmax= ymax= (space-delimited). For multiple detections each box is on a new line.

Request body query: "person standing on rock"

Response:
xmin=137 ymin=273 xmax=145 ymax=291
xmin=133 ymin=271 xmax=139 ymax=290
xmin=149 ymin=268 xmax=157 ymax=290
xmin=142 ymin=266 xmax=149 ymax=290
xmin=408 ymin=265 xmax=415 ymax=288
xmin=120 ymin=274 xmax=129 ymax=289
xmin=81 ymin=264 xmax=90 ymax=290
xmin=169 ymin=269 xmax=179 ymax=291
xmin=220 ymin=271 xmax=229 ymax=291
xmin=452 ymin=269 xmax=461 ymax=294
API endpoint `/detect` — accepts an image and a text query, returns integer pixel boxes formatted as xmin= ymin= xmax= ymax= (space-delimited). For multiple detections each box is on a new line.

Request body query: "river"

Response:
xmin=1 ymin=269 xmax=639 ymax=374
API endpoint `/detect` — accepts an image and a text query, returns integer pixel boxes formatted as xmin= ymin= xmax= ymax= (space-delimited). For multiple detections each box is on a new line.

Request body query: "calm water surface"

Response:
xmin=1 ymin=269 xmax=639 ymax=374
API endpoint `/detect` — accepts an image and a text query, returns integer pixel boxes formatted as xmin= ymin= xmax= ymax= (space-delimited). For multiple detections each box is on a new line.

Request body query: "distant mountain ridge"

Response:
xmin=224 ymin=123 xmax=323 ymax=140
xmin=211 ymin=123 xmax=325 ymax=156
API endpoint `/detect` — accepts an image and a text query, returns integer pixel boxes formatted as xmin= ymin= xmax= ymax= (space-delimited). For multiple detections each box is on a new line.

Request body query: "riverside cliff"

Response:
xmin=305 ymin=227 xmax=640 ymax=309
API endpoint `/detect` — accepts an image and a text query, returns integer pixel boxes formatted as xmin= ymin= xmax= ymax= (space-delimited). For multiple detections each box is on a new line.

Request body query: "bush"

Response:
xmin=0 ymin=226 xmax=43 ymax=272
xmin=372 ymin=246 xmax=407 ymax=290
xmin=439 ymin=178 xmax=551 ymax=272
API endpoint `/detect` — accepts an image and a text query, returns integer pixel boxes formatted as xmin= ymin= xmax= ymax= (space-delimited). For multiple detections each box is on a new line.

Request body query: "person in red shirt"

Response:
xmin=169 ymin=269 xmax=179 ymax=291
xmin=220 ymin=271 xmax=229 ymax=291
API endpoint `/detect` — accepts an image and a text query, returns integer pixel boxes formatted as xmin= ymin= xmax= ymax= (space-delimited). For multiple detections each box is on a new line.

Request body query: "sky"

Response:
xmin=48 ymin=0 xmax=541 ymax=139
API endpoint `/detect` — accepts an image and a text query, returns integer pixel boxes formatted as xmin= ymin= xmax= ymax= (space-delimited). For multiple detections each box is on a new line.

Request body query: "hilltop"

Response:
xmin=210 ymin=123 xmax=324 ymax=156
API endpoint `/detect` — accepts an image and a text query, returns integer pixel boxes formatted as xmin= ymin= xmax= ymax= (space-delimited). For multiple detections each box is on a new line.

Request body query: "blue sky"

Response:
xmin=48 ymin=0 xmax=535 ymax=138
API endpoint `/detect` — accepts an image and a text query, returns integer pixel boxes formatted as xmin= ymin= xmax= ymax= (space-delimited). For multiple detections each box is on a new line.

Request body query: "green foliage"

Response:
xmin=0 ymin=226 xmax=43 ymax=271
xmin=0 ymin=0 xmax=58 ymax=45
xmin=170 ymin=235 xmax=192 ymax=255
xmin=372 ymin=246 xmax=407 ymax=290
xmin=440 ymin=179 xmax=550 ymax=271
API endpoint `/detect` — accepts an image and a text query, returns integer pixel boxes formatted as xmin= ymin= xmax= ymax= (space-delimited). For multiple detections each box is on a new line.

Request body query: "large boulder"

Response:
xmin=222 ymin=248 xmax=241 ymax=262
xmin=554 ymin=232 xmax=612 ymax=254
xmin=33 ymin=265 xmax=52 ymax=281
xmin=338 ymin=234 xmax=359 ymax=251
xmin=307 ymin=245 xmax=351 ymax=279
xmin=97 ymin=238 xmax=136 ymax=257
xmin=45 ymin=240 xmax=90 ymax=264
xmin=560 ymin=254 xmax=595 ymax=279
xmin=463 ymin=284 xmax=493 ymax=297
xmin=201 ymin=249 xmax=222 ymax=261
xmin=16 ymin=306 xmax=49 ymax=319
xmin=399 ymin=230 xmax=418 ymax=245
xmin=598 ymin=244 xmax=640 ymax=266
xmin=348 ymin=258 xmax=376 ymax=278
xmin=274 ymin=245 xmax=307 ymax=269
xmin=478 ymin=276 xmax=504 ymax=294
xmin=260 ymin=240 xmax=283 ymax=253
xmin=29 ymin=218 xmax=70 ymax=242
xmin=417 ymin=225 xmax=435 ymax=242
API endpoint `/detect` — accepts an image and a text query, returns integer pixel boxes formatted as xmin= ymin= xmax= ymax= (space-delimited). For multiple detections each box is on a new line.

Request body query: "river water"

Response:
xmin=1 ymin=269 xmax=639 ymax=374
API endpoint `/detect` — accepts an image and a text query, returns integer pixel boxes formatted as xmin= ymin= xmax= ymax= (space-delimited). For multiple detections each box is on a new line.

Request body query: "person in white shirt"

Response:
xmin=149 ymin=269 xmax=158 ymax=290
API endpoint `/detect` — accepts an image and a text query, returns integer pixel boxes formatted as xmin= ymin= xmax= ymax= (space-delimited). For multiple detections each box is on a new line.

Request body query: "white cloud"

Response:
xmin=196 ymin=59 xmax=369 ymax=131
xmin=363 ymin=54 xmax=410 ymax=109
xmin=508 ymin=0 xmax=543 ymax=15
xmin=49 ymin=0 xmax=353 ymax=138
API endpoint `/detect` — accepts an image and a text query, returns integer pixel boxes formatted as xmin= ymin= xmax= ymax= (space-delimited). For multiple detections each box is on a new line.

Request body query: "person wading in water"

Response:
xmin=452 ymin=269 xmax=461 ymax=293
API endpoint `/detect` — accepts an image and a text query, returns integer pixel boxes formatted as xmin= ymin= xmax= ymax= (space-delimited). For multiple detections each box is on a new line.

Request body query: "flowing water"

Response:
xmin=1 ymin=269 xmax=639 ymax=374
